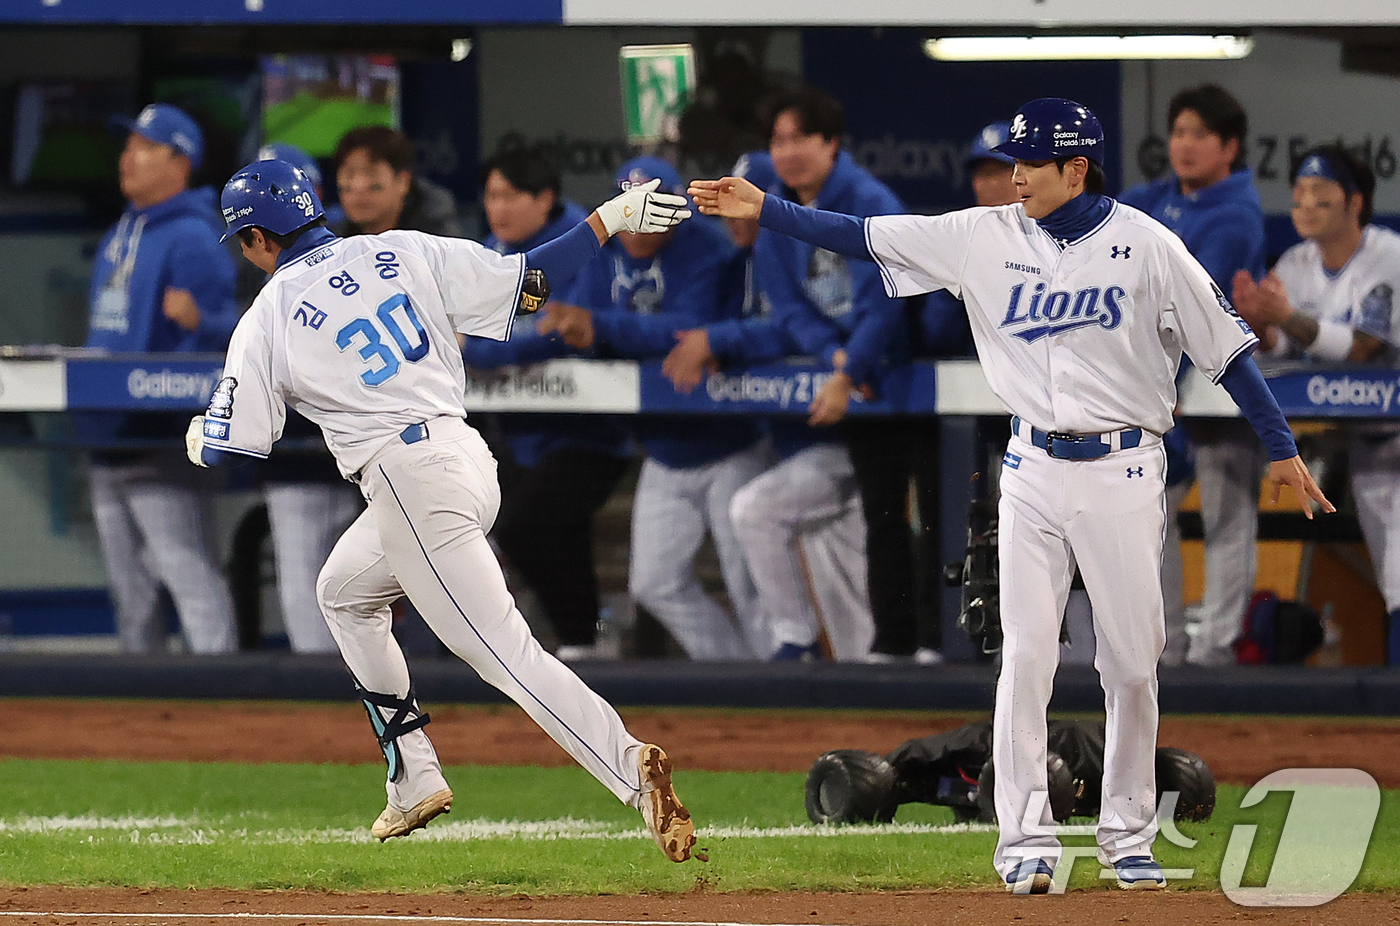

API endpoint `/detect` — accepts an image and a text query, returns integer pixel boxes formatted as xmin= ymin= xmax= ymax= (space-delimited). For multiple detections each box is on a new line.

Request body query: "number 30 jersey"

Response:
xmin=202 ymin=230 xmax=525 ymax=478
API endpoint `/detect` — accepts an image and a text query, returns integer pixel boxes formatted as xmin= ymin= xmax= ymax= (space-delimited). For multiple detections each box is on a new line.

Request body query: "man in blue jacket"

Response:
xmin=1120 ymin=84 xmax=1267 ymax=666
xmin=540 ymin=156 xmax=766 ymax=661
xmin=757 ymin=88 xmax=915 ymax=661
xmin=463 ymin=149 xmax=633 ymax=660
xmin=84 ymin=103 xmax=239 ymax=654
xmin=664 ymin=150 xmax=875 ymax=662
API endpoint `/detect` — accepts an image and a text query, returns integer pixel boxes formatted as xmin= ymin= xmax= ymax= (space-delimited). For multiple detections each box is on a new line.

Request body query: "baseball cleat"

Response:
xmin=1004 ymin=858 xmax=1054 ymax=894
xmin=637 ymin=744 xmax=695 ymax=862
xmin=371 ymin=787 xmax=453 ymax=841
xmin=1107 ymin=855 xmax=1166 ymax=890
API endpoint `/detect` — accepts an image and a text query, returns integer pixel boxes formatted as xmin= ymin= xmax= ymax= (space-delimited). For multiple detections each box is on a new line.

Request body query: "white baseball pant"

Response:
xmin=1189 ymin=423 xmax=1267 ymax=665
xmin=89 ymin=454 xmax=236 ymax=654
xmin=316 ymin=417 xmax=645 ymax=812
xmin=1350 ymin=431 xmax=1400 ymax=612
xmin=992 ymin=433 xmax=1166 ymax=880
xmin=729 ymin=443 xmax=873 ymax=661
xmin=628 ymin=445 xmax=769 ymax=661
xmin=265 ymin=482 xmax=363 ymax=654
xmin=1160 ymin=481 xmax=1192 ymax=666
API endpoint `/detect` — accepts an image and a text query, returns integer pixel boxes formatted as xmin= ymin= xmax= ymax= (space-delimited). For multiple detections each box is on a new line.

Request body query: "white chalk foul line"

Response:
xmin=0 ymin=913 xmax=848 ymax=926
xmin=0 ymin=815 xmax=995 ymax=846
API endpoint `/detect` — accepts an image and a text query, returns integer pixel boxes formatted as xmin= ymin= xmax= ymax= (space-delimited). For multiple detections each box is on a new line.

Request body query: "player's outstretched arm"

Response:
xmin=688 ymin=177 xmax=764 ymax=220
xmin=524 ymin=178 xmax=692 ymax=298
xmin=690 ymin=176 xmax=873 ymax=263
xmin=1218 ymin=352 xmax=1334 ymax=518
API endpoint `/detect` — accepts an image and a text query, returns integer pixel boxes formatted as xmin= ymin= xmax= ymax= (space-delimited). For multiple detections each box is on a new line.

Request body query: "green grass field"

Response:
xmin=0 ymin=758 xmax=1393 ymax=895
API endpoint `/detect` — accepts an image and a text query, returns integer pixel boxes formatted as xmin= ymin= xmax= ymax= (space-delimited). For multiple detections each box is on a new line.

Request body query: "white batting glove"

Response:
xmin=186 ymin=415 xmax=208 ymax=467
xmin=595 ymin=178 xmax=692 ymax=236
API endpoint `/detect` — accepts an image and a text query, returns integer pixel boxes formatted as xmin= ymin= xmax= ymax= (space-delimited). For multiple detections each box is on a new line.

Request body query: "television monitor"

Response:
xmin=261 ymin=54 xmax=399 ymax=159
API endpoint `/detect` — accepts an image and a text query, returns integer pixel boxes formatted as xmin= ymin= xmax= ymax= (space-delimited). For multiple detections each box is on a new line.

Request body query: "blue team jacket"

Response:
xmin=1119 ymin=168 xmax=1266 ymax=289
xmin=568 ymin=214 xmax=761 ymax=469
xmin=463 ymin=202 xmax=632 ymax=469
xmin=79 ymin=186 xmax=238 ymax=450
xmin=747 ymin=151 xmax=908 ymax=389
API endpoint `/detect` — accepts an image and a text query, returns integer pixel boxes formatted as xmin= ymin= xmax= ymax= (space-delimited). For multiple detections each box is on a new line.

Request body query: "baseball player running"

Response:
xmin=184 ymin=158 xmax=696 ymax=862
xmin=691 ymin=98 xmax=1331 ymax=893
xmin=1234 ymin=145 xmax=1400 ymax=664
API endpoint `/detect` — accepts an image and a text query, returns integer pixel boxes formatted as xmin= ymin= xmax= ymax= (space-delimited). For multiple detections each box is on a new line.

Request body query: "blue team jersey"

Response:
xmin=1119 ymin=168 xmax=1266 ymax=290
xmin=568 ymin=215 xmax=761 ymax=468
xmin=754 ymin=151 xmax=909 ymax=389
xmin=79 ymin=186 xmax=239 ymax=452
xmin=463 ymin=201 xmax=631 ymax=468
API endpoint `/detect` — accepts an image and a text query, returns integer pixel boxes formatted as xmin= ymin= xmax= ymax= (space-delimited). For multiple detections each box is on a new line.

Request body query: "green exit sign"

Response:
xmin=619 ymin=44 xmax=696 ymax=143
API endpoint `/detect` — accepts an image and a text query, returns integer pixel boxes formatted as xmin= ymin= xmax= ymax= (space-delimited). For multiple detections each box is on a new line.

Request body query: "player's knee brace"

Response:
xmin=357 ymin=683 xmax=431 ymax=782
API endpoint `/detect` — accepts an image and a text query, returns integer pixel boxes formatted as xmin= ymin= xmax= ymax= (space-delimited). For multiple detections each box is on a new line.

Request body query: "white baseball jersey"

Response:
xmin=1270 ymin=224 xmax=1400 ymax=362
xmin=865 ymin=202 xmax=1258 ymax=436
xmin=203 ymin=230 xmax=524 ymax=477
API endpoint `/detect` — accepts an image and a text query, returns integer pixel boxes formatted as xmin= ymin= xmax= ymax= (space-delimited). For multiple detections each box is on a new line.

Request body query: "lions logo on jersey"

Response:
xmin=208 ymin=376 xmax=238 ymax=420
xmin=999 ymin=281 xmax=1126 ymax=343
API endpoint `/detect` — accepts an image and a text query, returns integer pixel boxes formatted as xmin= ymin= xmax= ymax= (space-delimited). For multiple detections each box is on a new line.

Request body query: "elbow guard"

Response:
xmin=520 ymin=268 xmax=550 ymax=314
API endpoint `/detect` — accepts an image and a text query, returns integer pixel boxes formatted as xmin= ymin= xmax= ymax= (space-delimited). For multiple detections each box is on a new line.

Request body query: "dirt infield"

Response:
xmin=0 ymin=885 xmax=1396 ymax=925
xmin=1 ymin=699 xmax=1397 ymax=924
xmin=1 ymin=699 xmax=1398 ymax=785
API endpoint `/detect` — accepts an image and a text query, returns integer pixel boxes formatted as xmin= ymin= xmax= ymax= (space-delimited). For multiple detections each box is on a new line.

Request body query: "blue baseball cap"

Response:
xmin=731 ymin=150 xmax=778 ymax=192
xmin=258 ymin=142 xmax=322 ymax=188
xmin=615 ymin=156 xmax=684 ymax=196
xmin=110 ymin=103 xmax=204 ymax=169
xmin=994 ymin=98 xmax=1105 ymax=166
xmin=220 ymin=159 xmax=325 ymax=243
xmin=965 ymin=122 xmax=1016 ymax=168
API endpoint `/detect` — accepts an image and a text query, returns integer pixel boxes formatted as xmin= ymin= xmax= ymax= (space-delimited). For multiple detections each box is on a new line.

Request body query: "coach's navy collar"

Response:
xmin=1036 ymin=192 xmax=1113 ymax=246
xmin=276 ymin=226 xmax=340 ymax=270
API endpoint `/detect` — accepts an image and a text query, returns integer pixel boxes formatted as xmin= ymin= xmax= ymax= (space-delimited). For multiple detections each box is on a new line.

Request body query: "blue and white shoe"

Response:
xmin=1109 ymin=855 xmax=1166 ymax=890
xmin=1004 ymin=858 xmax=1053 ymax=894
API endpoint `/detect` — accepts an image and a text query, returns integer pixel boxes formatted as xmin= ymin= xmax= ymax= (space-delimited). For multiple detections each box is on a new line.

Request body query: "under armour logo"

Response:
xmin=1010 ymin=113 xmax=1028 ymax=140
xmin=1111 ymin=246 xmax=1131 ymax=259
xmin=1127 ymin=466 xmax=1144 ymax=478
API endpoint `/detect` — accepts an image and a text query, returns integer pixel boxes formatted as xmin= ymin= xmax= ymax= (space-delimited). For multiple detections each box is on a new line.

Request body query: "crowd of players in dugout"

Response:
xmin=80 ymin=82 xmax=1400 ymax=668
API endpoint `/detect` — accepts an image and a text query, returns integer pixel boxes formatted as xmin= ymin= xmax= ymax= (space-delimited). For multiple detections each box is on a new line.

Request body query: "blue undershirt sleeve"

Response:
xmin=1218 ymin=352 xmax=1298 ymax=461
xmin=758 ymin=196 xmax=874 ymax=262
xmin=524 ymin=221 xmax=601 ymax=292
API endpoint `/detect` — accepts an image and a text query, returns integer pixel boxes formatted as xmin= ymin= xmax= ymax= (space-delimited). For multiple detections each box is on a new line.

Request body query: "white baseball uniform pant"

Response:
xmin=316 ymin=417 xmax=645 ymax=812
xmin=89 ymin=454 xmax=237 ymax=655
xmin=1160 ymin=481 xmax=1192 ymax=666
xmin=992 ymin=433 xmax=1166 ymax=880
xmin=265 ymin=482 xmax=363 ymax=654
xmin=729 ymin=443 xmax=873 ymax=660
xmin=1349 ymin=431 xmax=1400 ymax=612
xmin=1188 ymin=422 xmax=1267 ymax=665
xmin=628 ymin=445 xmax=769 ymax=661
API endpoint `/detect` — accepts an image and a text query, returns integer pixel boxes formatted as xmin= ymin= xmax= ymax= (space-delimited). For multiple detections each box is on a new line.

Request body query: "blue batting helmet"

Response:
xmin=965 ymin=122 xmax=1016 ymax=168
xmin=220 ymin=159 xmax=325 ymax=243
xmin=994 ymin=99 xmax=1105 ymax=165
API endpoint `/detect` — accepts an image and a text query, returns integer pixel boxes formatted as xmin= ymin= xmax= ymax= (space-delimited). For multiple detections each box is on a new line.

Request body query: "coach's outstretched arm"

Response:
xmin=689 ymin=177 xmax=872 ymax=261
xmin=1218 ymin=351 xmax=1335 ymax=519
xmin=523 ymin=179 xmax=691 ymax=291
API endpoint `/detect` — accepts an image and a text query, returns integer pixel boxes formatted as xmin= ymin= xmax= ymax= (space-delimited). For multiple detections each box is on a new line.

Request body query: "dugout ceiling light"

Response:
xmin=923 ymin=35 xmax=1255 ymax=61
